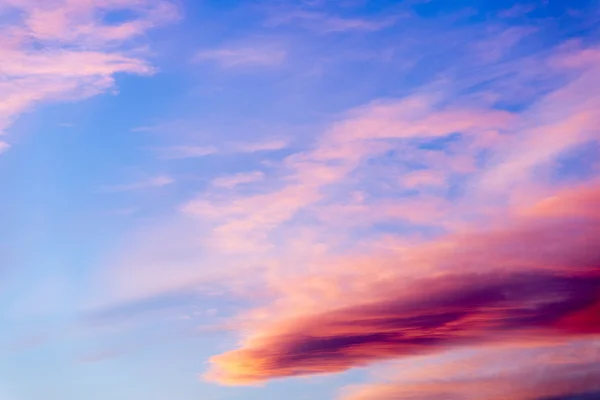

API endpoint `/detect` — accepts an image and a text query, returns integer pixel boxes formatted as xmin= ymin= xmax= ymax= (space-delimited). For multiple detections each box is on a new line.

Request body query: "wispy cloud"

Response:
xmin=341 ymin=339 xmax=600 ymax=400
xmin=104 ymin=41 xmax=600 ymax=305
xmin=103 ymin=175 xmax=174 ymax=192
xmin=212 ymin=171 xmax=265 ymax=188
xmin=266 ymin=10 xmax=398 ymax=33
xmin=154 ymin=145 xmax=217 ymax=159
xmin=194 ymin=47 xmax=286 ymax=68
xmin=182 ymin=95 xmax=514 ymax=253
xmin=498 ymin=3 xmax=537 ymax=19
xmin=233 ymin=139 xmax=288 ymax=153
xmin=149 ymin=140 xmax=286 ymax=162
xmin=0 ymin=0 xmax=179 ymax=136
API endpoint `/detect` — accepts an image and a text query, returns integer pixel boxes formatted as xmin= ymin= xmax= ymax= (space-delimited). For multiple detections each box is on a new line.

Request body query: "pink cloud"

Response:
xmin=206 ymin=182 xmax=600 ymax=384
xmin=401 ymin=170 xmax=447 ymax=188
xmin=179 ymin=97 xmax=516 ymax=253
xmin=345 ymin=365 xmax=600 ymax=400
xmin=0 ymin=0 xmax=178 ymax=136
xmin=342 ymin=340 xmax=600 ymax=400
xmin=96 ymin=45 xmax=600 ymax=338
xmin=212 ymin=171 xmax=266 ymax=189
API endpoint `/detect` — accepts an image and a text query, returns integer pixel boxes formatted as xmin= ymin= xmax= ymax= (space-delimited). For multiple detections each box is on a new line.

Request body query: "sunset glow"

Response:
xmin=1 ymin=1 xmax=599 ymax=399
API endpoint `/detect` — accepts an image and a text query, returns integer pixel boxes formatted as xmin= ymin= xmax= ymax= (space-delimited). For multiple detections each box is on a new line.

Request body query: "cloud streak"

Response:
xmin=194 ymin=47 xmax=286 ymax=68
xmin=212 ymin=172 xmax=265 ymax=189
xmin=344 ymin=360 xmax=600 ymax=400
xmin=266 ymin=10 xmax=398 ymax=33
xmin=155 ymin=145 xmax=218 ymax=160
xmin=103 ymin=175 xmax=174 ymax=192
xmin=341 ymin=339 xmax=600 ymax=400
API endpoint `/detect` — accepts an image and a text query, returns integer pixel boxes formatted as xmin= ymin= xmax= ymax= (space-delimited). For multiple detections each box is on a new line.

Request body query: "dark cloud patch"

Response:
xmin=539 ymin=392 xmax=600 ymax=400
xmin=210 ymin=267 xmax=600 ymax=383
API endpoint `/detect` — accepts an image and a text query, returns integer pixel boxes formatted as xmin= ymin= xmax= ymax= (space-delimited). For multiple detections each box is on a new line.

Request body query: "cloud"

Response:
xmin=103 ymin=175 xmax=174 ymax=192
xmin=95 ymin=37 xmax=600 ymax=347
xmin=151 ymin=140 xmax=286 ymax=160
xmin=266 ymin=10 xmax=398 ymax=33
xmin=194 ymin=47 xmax=286 ymax=68
xmin=345 ymin=363 xmax=600 ymax=400
xmin=0 ymin=0 xmax=178 ymax=136
xmin=155 ymin=145 xmax=217 ymax=159
xmin=400 ymin=170 xmax=447 ymax=188
xmin=180 ymin=96 xmax=514 ymax=253
xmin=498 ymin=3 xmax=537 ymax=19
xmin=340 ymin=340 xmax=600 ymax=400
xmin=212 ymin=171 xmax=265 ymax=189
xmin=234 ymin=139 xmax=289 ymax=153
xmin=0 ymin=141 xmax=10 ymax=153
xmin=206 ymin=182 xmax=600 ymax=384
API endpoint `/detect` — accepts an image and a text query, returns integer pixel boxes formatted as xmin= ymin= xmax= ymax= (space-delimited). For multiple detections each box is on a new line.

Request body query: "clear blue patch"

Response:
xmin=417 ymin=132 xmax=463 ymax=151
xmin=552 ymin=140 xmax=600 ymax=184
xmin=538 ymin=391 xmax=600 ymax=400
xmin=101 ymin=8 xmax=139 ymax=26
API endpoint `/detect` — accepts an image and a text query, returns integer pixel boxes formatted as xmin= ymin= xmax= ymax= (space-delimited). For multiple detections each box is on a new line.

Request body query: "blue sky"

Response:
xmin=1 ymin=0 xmax=600 ymax=399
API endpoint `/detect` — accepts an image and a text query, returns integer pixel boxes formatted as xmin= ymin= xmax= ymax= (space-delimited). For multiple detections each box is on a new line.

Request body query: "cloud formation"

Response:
xmin=206 ymin=182 xmax=600 ymax=384
xmin=103 ymin=42 xmax=600 ymax=308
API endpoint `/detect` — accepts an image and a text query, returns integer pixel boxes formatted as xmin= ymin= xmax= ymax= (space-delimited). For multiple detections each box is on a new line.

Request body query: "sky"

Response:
xmin=1 ymin=0 xmax=600 ymax=399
